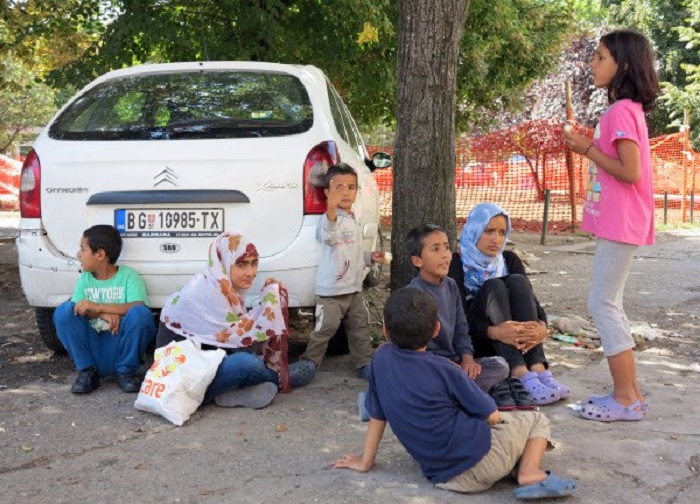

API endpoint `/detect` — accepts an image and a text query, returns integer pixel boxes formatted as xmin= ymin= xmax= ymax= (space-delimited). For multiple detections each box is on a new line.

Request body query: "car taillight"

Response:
xmin=20 ymin=149 xmax=41 ymax=218
xmin=303 ymin=141 xmax=340 ymax=214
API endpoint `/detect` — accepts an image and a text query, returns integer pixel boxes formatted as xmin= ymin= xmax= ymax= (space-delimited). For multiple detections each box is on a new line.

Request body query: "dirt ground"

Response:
xmin=2 ymin=211 xmax=700 ymax=503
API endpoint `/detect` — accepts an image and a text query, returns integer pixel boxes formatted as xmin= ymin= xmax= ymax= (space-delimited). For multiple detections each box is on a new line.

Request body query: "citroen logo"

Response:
xmin=153 ymin=167 xmax=179 ymax=187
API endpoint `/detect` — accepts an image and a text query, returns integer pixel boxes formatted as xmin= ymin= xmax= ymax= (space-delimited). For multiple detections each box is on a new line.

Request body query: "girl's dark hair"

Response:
xmin=600 ymin=29 xmax=660 ymax=112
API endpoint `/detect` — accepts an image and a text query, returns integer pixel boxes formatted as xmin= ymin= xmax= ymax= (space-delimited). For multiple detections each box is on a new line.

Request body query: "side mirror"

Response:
xmin=367 ymin=151 xmax=392 ymax=171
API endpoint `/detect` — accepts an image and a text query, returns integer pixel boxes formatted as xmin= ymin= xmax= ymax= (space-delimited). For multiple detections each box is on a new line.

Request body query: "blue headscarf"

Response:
xmin=459 ymin=203 xmax=511 ymax=296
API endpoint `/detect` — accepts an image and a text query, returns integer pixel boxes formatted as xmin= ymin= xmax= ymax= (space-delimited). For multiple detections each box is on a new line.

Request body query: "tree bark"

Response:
xmin=390 ymin=0 xmax=471 ymax=290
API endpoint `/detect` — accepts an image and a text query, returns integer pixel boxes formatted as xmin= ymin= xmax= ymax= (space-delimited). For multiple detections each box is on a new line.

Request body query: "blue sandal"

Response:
xmin=580 ymin=395 xmax=644 ymax=422
xmin=513 ymin=471 xmax=577 ymax=500
xmin=289 ymin=359 xmax=316 ymax=387
xmin=587 ymin=393 xmax=649 ymax=413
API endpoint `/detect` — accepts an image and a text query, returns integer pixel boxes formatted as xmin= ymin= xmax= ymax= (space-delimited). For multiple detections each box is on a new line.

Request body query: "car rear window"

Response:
xmin=49 ymin=71 xmax=314 ymax=140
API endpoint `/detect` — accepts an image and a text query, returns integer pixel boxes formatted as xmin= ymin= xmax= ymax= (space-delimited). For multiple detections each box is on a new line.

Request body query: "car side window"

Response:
xmin=340 ymin=102 xmax=367 ymax=159
xmin=326 ymin=81 xmax=349 ymax=144
xmin=328 ymin=83 xmax=365 ymax=159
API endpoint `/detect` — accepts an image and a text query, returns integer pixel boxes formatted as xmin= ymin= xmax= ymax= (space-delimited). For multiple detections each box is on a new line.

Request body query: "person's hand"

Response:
xmin=100 ymin=313 xmax=121 ymax=334
xmin=563 ymin=126 xmax=593 ymax=156
xmin=325 ymin=182 xmax=343 ymax=213
xmin=493 ymin=321 xmax=528 ymax=351
xmin=263 ymin=277 xmax=283 ymax=288
xmin=370 ymin=251 xmax=385 ymax=263
xmin=461 ymin=355 xmax=482 ymax=379
xmin=74 ymin=300 xmax=99 ymax=317
xmin=516 ymin=321 xmax=548 ymax=353
xmin=333 ymin=453 xmax=372 ymax=472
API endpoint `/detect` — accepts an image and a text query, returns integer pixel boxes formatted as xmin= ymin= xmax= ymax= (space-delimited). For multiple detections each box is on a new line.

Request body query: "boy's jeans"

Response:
xmin=54 ymin=301 xmax=155 ymax=377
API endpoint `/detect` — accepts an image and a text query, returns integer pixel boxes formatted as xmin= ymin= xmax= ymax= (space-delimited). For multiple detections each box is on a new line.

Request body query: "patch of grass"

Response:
xmin=656 ymin=222 xmax=700 ymax=231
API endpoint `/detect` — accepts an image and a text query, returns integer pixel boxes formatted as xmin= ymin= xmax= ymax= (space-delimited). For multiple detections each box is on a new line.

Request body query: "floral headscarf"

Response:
xmin=160 ymin=232 xmax=289 ymax=382
xmin=459 ymin=203 xmax=511 ymax=296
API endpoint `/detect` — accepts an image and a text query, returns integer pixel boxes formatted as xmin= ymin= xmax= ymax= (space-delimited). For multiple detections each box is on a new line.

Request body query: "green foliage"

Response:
xmin=0 ymin=53 xmax=57 ymax=153
xmin=566 ymin=0 xmax=608 ymax=25
xmin=1 ymin=0 xmax=105 ymax=76
xmin=49 ymin=0 xmax=397 ymax=129
xmin=39 ymin=0 xmax=572 ymax=134
xmin=4 ymin=0 xmax=575 ymax=136
xmin=602 ymin=0 xmax=700 ymax=149
xmin=457 ymin=0 xmax=574 ymax=132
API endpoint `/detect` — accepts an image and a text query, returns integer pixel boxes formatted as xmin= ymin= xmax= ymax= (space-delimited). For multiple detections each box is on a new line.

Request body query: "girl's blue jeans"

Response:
xmin=155 ymin=322 xmax=278 ymax=404
xmin=202 ymin=352 xmax=279 ymax=404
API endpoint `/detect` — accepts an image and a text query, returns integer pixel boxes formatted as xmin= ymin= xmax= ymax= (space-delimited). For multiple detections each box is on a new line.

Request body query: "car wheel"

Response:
xmin=363 ymin=232 xmax=385 ymax=288
xmin=35 ymin=307 xmax=66 ymax=354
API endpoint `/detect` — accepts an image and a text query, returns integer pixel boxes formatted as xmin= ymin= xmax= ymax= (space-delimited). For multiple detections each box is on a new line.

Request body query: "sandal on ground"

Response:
xmin=512 ymin=471 xmax=576 ymax=500
xmin=586 ymin=392 xmax=612 ymax=404
xmin=215 ymin=382 xmax=278 ymax=409
xmin=537 ymin=370 xmax=571 ymax=399
xmin=489 ymin=380 xmax=517 ymax=411
xmin=289 ymin=359 xmax=316 ymax=388
xmin=520 ymin=371 xmax=560 ymax=405
xmin=507 ymin=377 xmax=537 ymax=410
xmin=580 ymin=395 xmax=644 ymax=422
xmin=587 ymin=393 xmax=649 ymax=413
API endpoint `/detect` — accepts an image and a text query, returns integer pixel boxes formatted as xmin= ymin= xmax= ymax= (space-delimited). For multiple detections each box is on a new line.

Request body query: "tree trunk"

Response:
xmin=390 ymin=0 xmax=471 ymax=290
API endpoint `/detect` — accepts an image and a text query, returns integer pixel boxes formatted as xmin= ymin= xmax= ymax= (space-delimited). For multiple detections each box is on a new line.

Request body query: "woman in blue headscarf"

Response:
xmin=449 ymin=203 xmax=569 ymax=406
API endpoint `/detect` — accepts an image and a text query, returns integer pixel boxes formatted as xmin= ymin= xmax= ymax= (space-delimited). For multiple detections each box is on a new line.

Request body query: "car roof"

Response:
xmin=89 ymin=61 xmax=325 ymax=86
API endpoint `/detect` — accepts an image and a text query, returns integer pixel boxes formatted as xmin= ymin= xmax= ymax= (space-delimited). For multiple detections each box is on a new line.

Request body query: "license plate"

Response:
xmin=115 ymin=208 xmax=224 ymax=237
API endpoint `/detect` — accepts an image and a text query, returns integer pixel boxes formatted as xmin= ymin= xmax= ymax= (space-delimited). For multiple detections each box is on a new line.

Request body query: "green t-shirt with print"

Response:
xmin=71 ymin=265 xmax=149 ymax=331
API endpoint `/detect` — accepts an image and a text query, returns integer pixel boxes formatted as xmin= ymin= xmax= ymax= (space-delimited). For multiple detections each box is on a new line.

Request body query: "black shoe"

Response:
xmin=489 ymin=380 xmax=517 ymax=411
xmin=71 ymin=367 xmax=100 ymax=394
xmin=507 ymin=377 xmax=538 ymax=410
xmin=116 ymin=372 xmax=142 ymax=393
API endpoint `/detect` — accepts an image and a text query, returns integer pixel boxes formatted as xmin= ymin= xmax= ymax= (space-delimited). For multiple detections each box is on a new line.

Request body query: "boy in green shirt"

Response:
xmin=54 ymin=225 xmax=155 ymax=394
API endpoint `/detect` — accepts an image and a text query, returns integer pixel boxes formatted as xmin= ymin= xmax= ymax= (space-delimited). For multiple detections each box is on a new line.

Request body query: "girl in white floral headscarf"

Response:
xmin=157 ymin=232 xmax=313 ymax=408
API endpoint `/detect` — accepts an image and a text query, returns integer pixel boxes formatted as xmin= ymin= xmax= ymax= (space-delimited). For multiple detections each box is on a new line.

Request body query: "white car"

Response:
xmin=17 ymin=61 xmax=391 ymax=352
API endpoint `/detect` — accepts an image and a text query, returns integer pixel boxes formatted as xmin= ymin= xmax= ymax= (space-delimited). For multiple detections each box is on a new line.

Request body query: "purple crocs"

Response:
xmin=520 ymin=371 xmax=560 ymax=405
xmin=580 ymin=395 xmax=644 ymax=422
xmin=537 ymin=370 xmax=570 ymax=399
xmin=587 ymin=392 xmax=649 ymax=413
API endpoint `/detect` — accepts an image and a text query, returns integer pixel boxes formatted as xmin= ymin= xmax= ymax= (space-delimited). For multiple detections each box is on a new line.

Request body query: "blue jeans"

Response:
xmin=54 ymin=301 xmax=155 ymax=377
xmin=202 ymin=352 xmax=279 ymax=404
xmin=156 ymin=322 xmax=279 ymax=404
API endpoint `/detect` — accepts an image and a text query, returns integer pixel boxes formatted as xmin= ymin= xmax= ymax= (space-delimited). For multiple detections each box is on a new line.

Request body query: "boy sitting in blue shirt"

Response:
xmin=334 ymin=287 xmax=576 ymax=500
xmin=407 ymin=224 xmax=509 ymax=393
xmin=54 ymin=225 xmax=155 ymax=394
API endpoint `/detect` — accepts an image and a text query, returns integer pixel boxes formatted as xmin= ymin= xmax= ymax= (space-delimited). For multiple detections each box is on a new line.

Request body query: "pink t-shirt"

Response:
xmin=581 ymin=99 xmax=655 ymax=246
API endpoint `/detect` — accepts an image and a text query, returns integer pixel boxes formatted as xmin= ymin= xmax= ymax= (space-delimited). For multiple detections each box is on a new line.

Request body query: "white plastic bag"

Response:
xmin=135 ymin=339 xmax=225 ymax=426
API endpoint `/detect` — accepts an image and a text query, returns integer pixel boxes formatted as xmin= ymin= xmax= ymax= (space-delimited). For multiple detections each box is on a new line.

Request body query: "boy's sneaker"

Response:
xmin=71 ymin=367 xmax=100 ymax=394
xmin=488 ymin=380 xmax=517 ymax=411
xmin=507 ymin=377 xmax=538 ymax=410
xmin=358 ymin=391 xmax=370 ymax=422
xmin=116 ymin=372 xmax=142 ymax=393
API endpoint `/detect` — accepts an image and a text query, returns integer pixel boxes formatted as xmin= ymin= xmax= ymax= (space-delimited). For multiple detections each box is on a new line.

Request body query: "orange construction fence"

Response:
xmin=370 ymin=118 xmax=700 ymax=232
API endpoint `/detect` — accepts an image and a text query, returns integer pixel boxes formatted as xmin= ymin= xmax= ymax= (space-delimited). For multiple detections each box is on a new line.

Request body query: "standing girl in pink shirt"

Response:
xmin=563 ymin=29 xmax=659 ymax=422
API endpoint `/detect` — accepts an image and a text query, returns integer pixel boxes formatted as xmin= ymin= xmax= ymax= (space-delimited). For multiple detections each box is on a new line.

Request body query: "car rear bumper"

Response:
xmin=17 ymin=221 xmax=323 ymax=309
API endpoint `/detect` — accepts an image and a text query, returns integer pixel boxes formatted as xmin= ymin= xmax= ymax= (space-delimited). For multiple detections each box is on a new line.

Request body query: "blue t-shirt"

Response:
xmin=408 ymin=275 xmax=474 ymax=360
xmin=366 ymin=343 xmax=496 ymax=483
